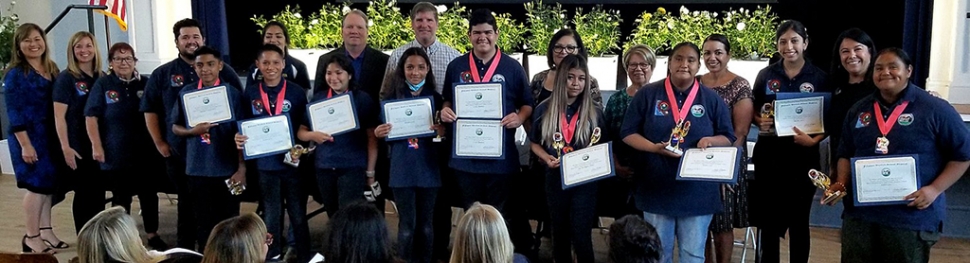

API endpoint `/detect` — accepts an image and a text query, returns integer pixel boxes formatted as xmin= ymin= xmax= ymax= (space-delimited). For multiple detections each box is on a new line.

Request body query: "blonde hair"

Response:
xmin=201 ymin=213 xmax=268 ymax=263
xmin=6 ymin=23 xmax=59 ymax=78
xmin=449 ymin=203 xmax=515 ymax=263
xmin=77 ymin=206 xmax=166 ymax=263
xmin=65 ymin=31 xmax=104 ymax=79
xmin=538 ymin=54 xmax=598 ymax=147
xmin=623 ymin=44 xmax=656 ymax=71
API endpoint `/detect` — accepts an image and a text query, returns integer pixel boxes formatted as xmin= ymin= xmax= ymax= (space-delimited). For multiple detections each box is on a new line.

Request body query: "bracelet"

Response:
xmin=366 ymin=171 xmax=375 ymax=178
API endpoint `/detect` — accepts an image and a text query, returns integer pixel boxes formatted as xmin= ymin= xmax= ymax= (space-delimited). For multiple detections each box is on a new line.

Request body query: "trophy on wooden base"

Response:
xmin=664 ymin=119 xmax=691 ymax=156
xmin=808 ymin=169 xmax=846 ymax=205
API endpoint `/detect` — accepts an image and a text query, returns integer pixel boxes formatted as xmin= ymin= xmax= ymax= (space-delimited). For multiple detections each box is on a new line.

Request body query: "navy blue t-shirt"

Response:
xmin=84 ymin=74 xmax=154 ymax=170
xmin=442 ymin=51 xmax=534 ymax=174
xmin=307 ymin=89 xmax=378 ymax=169
xmin=52 ymin=70 xmax=100 ymax=158
xmin=171 ymin=81 xmax=246 ymax=177
xmin=619 ymin=79 xmax=736 ymax=216
xmin=837 ymin=84 xmax=970 ymax=232
xmin=243 ymin=80 xmax=308 ymax=171
xmin=385 ymin=86 xmax=443 ymax=188
xmin=140 ymin=58 xmax=243 ymax=158
xmin=246 ymin=55 xmax=312 ymax=92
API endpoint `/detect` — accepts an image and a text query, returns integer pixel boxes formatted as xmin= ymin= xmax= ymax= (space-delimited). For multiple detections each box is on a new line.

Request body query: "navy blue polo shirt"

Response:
xmin=385 ymin=87 xmax=443 ymax=188
xmin=243 ymin=80 xmax=308 ymax=171
xmin=347 ymin=50 xmax=364 ymax=81
xmin=442 ymin=51 xmax=534 ymax=174
xmin=246 ymin=55 xmax=312 ymax=91
xmin=307 ymin=89 xmax=378 ymax=169
xmin=140 ymin=57 xmax=243 ymax=158
xmin=52 ymin=70 xmax=100 ymax=159
xmin=171 ymin=81 xmax=246 ymax=177
xmin=84 ymin=74 xmax=153 ymax=170
xmin=619 ymin=79 xmax=736 ymax=216
xmin=529 ymin=96 xmax=610 ymax=158
xmin=751 ymin=61 xmax=829 ymax=147
xmin=837 ymin=84 xmax=970 ymax=232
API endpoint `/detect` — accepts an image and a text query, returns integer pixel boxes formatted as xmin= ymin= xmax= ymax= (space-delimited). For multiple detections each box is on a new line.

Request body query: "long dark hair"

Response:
xmin=324 ymin=55 xmax=360 ymax=92
xmin=385 ymin=47 xmax=437 ymax=100
xmin=608 ymin=215 xmax=662 ymax=263
xmin=829 ymin=28 xmax=877 ymax=86
xmin=324 ymin=201 xmax=395 ymax=263
xmin=546 ymin=29 xmax=588 ymax=68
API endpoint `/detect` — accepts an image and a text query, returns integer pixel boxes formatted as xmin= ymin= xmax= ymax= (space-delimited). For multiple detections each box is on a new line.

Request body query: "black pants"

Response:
xmin=259 ymin=169 xmax=310 ymax=263
xmin=394 ymin=187 xmax=438 ymax=263
xmin=71 ymin=158 xmax=105 ymax=233
xmin=432 ymin=153 xmax=459 ymax=261
xmin=545 ymin=170 xmax=597 ymax=263
xmin=508 ymin=164 xmax=547 ymax=256
xmin=107 ymin=168 xmax=160 ymax=234
xmin=841 ymin=216 xmax=939 ymax=263
xmin=166 ymin=157 xmax=196 ymax=249
xmin=455 ymin=171 xmax=511 ymax=212
xmin=188 ymin=176 xmax=240 ymax=252
xmin=759 ymin=184 xmax=814 ymax=263
xmin=316 ymin=167 xmax=366 ymax=217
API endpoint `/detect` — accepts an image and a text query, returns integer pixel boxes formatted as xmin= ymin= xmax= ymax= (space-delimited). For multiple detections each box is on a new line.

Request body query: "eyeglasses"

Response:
xmin=628 ymin=63 xmax=651 ymax=70
xmin=265 ymin=233 xmax=273 ymax=246
xmin=553 ymin=45 xmax=578 ymax=54
xmin=112 ymin=57 xmax=137 ymax=64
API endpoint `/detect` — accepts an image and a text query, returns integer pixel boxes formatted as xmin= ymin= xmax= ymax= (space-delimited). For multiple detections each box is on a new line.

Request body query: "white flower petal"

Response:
xmin=436 ymin=5 xmax=447 ymax=13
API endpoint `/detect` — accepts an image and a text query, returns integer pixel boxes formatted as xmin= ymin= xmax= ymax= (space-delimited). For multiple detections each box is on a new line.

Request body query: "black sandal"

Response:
xmin=39 ymin=227 xmax=69 ymax=249
xmin=22 ymin=234 xmax=55 ymax=254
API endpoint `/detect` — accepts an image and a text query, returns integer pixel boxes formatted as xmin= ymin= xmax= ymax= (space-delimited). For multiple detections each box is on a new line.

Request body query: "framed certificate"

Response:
xmin=454 ymin=82 xmax=504 ymax=119
xmin=773 ymin=96 xmax=825 ymax=136
xmin=850 ymin=155 xmax=920 ymax=206
xmin=381 ymin=96 xmax=436 ymax=141
xmin=453 ymin=119 xmax=504 ymax=159
xmin=676 ymin=147 xmax=742 ymax=182
xmin=181 ymin=86 xmax=235 ymax=127
xmin=238 ymin=115 xmax=295 ymax=160
xmin=560 ymin=142 xmax=615 ymax=189
xmin=307 ymin=93 xmax=359 ymax=136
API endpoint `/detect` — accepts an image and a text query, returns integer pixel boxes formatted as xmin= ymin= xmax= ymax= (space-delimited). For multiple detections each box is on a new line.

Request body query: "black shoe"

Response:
xmin=22 ymin=234 xmax=55 ymax=254
xmin=38 ymin=227 xmax=69 ymax=249
xmin=148 ymin=235 xmax=170 ymax=250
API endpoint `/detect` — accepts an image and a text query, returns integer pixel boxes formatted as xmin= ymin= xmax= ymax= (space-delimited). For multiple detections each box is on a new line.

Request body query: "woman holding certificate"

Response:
xmin=84 ymin=42 xmax=166 ymax=248
xmin=619 ymin=42 xmax=735 ymax=263
xmin=835 ymin=48 xmax=970 ymax=263
xmin=529 ymin=54 xmax=608 ymax=263
xmin=298 ymin=55 xmax=378 ymax=217
xmin=374 ymin=47 xmax=443 ymax=263
xmin=749 ymin=20 xmax=829 ymax=263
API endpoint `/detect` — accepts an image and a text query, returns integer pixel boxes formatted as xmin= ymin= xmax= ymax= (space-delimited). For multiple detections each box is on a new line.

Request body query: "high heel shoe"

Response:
xmin=39 ymin=227 xmax=69 ymax=249
xmin=22 ymin=234 xmax=55 ymax=254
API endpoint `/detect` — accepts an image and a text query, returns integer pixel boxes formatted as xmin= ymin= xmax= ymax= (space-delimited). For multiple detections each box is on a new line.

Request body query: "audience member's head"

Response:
xmin=201 ymin=213 xmax=269 ymax=263
xmin=450 ymin=203 xmax=515 ymax=263
xmin=325 ymin=201 xmax=395 ymax=263
xmin=608 ymin=215 xmax=662 ymax=263
xmin=77 ymin=207 xmax=166 ymax=263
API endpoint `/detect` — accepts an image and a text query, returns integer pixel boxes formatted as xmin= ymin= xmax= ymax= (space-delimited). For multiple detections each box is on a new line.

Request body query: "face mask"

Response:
xmin=408 ymin=79 xmax=425 ymax=92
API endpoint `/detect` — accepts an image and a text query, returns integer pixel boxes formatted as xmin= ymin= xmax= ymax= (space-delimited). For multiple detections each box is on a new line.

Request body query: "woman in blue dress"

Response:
xmin=4 ymin=23 xmax=65 ymax=254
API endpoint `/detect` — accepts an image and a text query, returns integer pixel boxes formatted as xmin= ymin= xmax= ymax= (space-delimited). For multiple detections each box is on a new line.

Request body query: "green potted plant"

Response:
xmin=494 ymin=11 xmax=528 ymax=65
xmin=573 ymin=5 xmax=622 ymax=90
xmin=524 ymin=0 xmax=566 ymax=76
xmin=0 ymin=0 xmax=18 ymax=71
xmin=366 ymin=0 xmax=410 ymax=53
xmin=625 ymin=7 xmax=672 ymax=56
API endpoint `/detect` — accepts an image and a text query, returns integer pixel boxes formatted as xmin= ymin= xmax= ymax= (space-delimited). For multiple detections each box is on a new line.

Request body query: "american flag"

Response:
xmin=89 ymin=0 xmax=127 ymax=31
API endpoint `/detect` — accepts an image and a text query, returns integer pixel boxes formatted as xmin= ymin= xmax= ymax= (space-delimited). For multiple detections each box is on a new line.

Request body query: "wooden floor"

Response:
xmin=1 ymin=174 xmax=968 ymax=263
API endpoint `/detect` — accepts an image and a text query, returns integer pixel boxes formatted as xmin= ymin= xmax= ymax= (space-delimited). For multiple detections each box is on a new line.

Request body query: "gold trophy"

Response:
xmin=760 ymin=102 xmax=775 ymax=135
xmin=225 ymin=179 xmax=246 ymax=195
xmin=433 ymin=110 xmax=444 ymax=143
xmin=284 ymin=144 xmax=316 ymax=167
xmin=588 ymin=127 xmax=602 ymax=146
xmin=552 ymin=132 xmax=565 ymax=158
xmin=664 ymin=119 xmax=691 ymax=155
xmin=808 ymin=169 xmax=846 ymax=205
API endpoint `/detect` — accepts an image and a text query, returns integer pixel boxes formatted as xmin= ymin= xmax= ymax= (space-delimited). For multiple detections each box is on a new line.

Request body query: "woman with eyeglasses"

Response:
xmin=85 ymin=42 xmax=167 ymax=249
xmin=529 ymin=29 xmax=602 ymax=107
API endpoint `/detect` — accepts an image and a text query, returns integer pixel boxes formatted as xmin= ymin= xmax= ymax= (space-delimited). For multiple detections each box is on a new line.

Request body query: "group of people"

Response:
xmin=4 ymin=1 xmax=968 ymax=263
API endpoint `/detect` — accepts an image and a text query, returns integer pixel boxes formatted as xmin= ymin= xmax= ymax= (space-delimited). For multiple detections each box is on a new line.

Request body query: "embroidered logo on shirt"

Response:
xmin=171 ymin=74 xmax=184 ymax=87
xmin=282 ymin=100 xmax=292 ymax=112
xmin=252 ymin=100 xmax=264 ymax=114
xmin=460 ymin=71 xmax=473 ymax=83
xmin=767 ymin=79 xmax=781 ymax=94
xmin=856 ymin=112 xmax=872 ymax=128
xmin=105 ymin=90 xmax=120 ymax=104
xmin=690 ymin=105 xmax=705 ymax=117
xmin=897 ymin=113 xmax=914 ymax=126
xmin=136 ymin=90 xmax=144 ymax=98
xmin=75 ymin=81 xmax=89 ymax=95
xmin=655 ymin=100 xmax=670 ymax=116
xmin=799 ymin=82 xmax=815 ymax=93
xmin=491 ymin=74 xmax=506 ymax=83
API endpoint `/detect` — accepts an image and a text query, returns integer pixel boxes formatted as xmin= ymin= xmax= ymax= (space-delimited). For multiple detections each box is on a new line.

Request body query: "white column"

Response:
xmin=130 ymin=0 xmax=192 ymax=73
xmin=928 ymin=0 xmax=970 ymax=104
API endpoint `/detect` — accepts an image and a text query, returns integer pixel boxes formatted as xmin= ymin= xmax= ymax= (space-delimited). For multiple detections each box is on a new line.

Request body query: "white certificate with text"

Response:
xmin=308 ymin=93 xmax=359 ymax=136
xmin=453 ymin=119 xmax=504 ymax=158
xmin=851 ymin=155 xmax=919 ymax=206
xmin=560 ymin=142 xmax=615 ymax=189
xmin=182 ymin=86 xmax=233 ymax=127
xmin=676 ymin=147 xmax=741 ymax=182
xmin=382 ymin=97 xmax=435 ymax=140
xmin=239 ymin=115 xmax=294 ymax=159
xmin=454 ymin=83 xmax=504 ymax=119
xmin=773 ymin=96 xmax=824 ymax=136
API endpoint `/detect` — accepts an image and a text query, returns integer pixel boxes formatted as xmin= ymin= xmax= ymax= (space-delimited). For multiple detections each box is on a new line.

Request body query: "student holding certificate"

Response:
xmin=620 ymin=42 xmax=735 ymax=263
xmin=748 ymin=20 xmax=829 ymax=263
xmin=835 ymin=48 xmax=970 ymax=263
xmin=234 ymin=44 xmax=310 ymax=263
xmin=171 ymin=46 xmax=247 ymax=251
xmin=528 ymin=54 xmax=608 ymax=263
xmin=297 ymin=55 xmax=379 ymax=217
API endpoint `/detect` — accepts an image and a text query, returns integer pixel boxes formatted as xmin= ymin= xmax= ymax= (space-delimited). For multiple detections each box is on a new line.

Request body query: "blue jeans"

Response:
xmin=642 ymin=212 xmax=713 ymax=263
xmin=260 ymin=169 xmax=310 ymax=263
xmin=393 ymin=187 xmax=438 ymax=263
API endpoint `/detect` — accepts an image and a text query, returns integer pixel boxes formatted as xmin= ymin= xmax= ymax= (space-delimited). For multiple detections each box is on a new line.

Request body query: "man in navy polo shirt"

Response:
xmin=171 ymin=46 xmax=246 ymax=252
xmin=140 ymin=18 xmax=243 ymax=250
xmin=439 ymin=8 xmax=533 ymax=212
xmin=835 ymin=48 xmax=970 ymax=263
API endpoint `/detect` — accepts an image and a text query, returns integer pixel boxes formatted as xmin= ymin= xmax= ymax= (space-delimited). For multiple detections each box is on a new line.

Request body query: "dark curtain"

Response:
xmin=902 ymin=0 xmax=932 ymax=88
xmin=192 ymin=0 xmax=232 ymax=66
